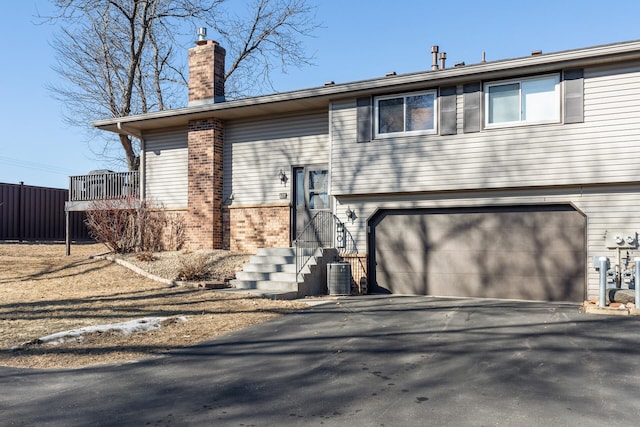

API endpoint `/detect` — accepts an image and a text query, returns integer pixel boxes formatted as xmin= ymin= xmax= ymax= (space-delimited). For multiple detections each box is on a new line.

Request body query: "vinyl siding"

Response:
xmin=334 ymin=184 xmax=640 ymax=300
xmin=143 ymin=127 xmax=188 ymax=208
xmin=330 ymin=63 xmax=640 ymax=196
xmin=224 ymin=110 xmax=329 ymax=206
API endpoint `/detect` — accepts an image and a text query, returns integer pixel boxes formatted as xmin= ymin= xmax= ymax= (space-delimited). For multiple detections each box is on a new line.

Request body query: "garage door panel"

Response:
xmin=372 ymin=206 xmax=586 ymax=301
xmin=374 ymin=216 xmax=432 ymax=252
xmin=376 ymin=249 xmax=427 ymax=274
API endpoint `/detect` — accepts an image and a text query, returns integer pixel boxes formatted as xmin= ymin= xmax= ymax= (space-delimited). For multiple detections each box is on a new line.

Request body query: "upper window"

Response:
xmin=375 ymin=91 xmax=437 ymax=137
xmin=485 ymin=74 xmax=560 ymax=127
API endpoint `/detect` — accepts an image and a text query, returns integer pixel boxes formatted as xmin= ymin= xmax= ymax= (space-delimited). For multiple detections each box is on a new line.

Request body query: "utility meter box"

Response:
xmin=592 ymin=256 xmax=610 ymax=270
xmin=605 ymin=230 xmax=638 ymax=249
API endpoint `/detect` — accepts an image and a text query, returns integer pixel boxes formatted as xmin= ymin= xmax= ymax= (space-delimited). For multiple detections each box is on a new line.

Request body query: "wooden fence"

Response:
xmin=0 ymin=182 xmax=91 ymax=241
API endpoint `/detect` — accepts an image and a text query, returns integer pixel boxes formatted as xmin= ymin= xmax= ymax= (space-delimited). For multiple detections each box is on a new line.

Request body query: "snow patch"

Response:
xmin=13 ymin=316 xmax=187 ymax=350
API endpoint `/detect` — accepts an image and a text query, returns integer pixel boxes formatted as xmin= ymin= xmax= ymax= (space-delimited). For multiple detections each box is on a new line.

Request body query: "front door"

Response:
xmin=292 ymin=165 xmax=330 ymax=241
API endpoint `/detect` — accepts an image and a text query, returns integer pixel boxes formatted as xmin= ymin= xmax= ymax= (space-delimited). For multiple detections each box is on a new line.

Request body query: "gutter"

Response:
xmin=116 ymin=122 xmax=143 ymax=139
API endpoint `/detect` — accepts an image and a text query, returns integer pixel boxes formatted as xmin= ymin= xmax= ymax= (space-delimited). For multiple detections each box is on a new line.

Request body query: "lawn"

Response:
xmin=0 ymin=243 xmax=307 ymax=369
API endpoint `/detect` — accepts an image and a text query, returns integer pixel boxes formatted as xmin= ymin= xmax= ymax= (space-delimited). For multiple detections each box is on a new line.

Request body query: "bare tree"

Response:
xmin=44 ymin=0 xmax=319 ymax=171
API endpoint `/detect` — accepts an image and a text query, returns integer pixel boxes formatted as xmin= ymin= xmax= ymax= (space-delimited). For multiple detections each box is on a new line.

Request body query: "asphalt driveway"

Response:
xmin=2 ymin=296 xmax=640 ymax=426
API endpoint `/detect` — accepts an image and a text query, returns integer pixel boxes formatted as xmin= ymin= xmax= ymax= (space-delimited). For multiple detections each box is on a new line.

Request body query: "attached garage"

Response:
xmin=368 ymin=204 xmax=586 ymax=302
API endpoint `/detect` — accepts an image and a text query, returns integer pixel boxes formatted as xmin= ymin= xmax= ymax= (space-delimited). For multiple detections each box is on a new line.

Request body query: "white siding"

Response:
xmin=143 ymin=127 xmax=188 ymax=209
xmin=330 ymin=63 xmax=640 ymax=196
xmin=224 ymin=110 xmax=329 ymax=205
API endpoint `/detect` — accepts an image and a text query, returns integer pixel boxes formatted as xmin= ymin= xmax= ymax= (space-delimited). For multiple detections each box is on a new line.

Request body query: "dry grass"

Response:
xmin=0 ymin=243 xmax=307 ymax=369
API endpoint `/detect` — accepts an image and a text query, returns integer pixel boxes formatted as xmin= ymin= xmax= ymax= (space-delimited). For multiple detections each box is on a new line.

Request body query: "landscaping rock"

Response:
xmin=607 ymin=289 xmax=636 ymax=304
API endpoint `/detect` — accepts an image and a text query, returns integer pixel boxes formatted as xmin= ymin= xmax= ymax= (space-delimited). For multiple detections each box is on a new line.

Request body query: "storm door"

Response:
xmin=292 ymin=165 xmax=330 ymax=242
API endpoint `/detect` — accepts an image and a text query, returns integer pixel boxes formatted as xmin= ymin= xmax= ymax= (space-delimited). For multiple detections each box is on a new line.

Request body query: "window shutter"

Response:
xmin=463 ymin=83 xmax=481 ymax=133
xmin=564 ymin=69 xmax=584 ymax=124
xmin=356 ymin=96 xmax=372 ymax=143
xmin=439 ymin=86 xmax=457 ymax=135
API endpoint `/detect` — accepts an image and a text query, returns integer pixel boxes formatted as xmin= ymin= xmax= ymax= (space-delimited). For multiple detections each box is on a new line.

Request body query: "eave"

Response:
xmin=93 ymin=39 xmax=640 ymax=135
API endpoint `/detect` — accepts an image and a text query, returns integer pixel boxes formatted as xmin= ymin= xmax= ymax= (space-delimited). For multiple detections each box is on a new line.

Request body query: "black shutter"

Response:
xmin=356 ymin=96 xmax=372 ymax=143
xmin=439 ymin=86 xmax=457 ymax=135
xmin=463 ymin=83 xmax=482 ymax=133
xmin=564 ymin=69 xmax=584 ymax=124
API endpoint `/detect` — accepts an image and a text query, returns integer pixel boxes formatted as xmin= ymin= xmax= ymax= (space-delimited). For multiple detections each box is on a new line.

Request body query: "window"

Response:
xmin=485 ymin=74 xmax=560 ymax=127
xmin=308 ymin=169 xmax=329 ymax=209
xmin=375 ymin=91 xmax=437 ymax=137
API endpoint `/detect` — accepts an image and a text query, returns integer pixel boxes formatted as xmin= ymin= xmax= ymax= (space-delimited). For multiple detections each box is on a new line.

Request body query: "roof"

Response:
xmin=93 ymin=39 xmax=640 ymax=136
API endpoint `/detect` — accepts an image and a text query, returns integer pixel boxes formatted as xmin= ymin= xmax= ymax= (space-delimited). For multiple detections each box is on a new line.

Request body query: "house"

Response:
xmin=81 ymin=36 xmax=640 ymax=302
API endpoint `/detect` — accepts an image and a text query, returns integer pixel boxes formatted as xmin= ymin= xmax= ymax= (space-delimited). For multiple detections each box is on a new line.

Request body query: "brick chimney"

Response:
xmin=188 ymin=33 xmax=226 ymax=106
xmin=185 ymin=28 xmax=226 ymax=250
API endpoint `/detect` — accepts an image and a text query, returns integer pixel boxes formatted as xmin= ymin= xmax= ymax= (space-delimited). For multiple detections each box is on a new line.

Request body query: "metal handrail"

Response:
xmin=294 ymin=211 xmax=336 ymax=276
xmin=294 ymin=211 xmax=365 ymax=292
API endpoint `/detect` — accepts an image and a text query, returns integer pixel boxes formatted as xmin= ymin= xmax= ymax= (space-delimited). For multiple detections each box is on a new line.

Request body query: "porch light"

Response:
xmin=279 ymin=170 xmax=288 ymax=185
xmin=345 ymin=206 xmax=357 ymax=223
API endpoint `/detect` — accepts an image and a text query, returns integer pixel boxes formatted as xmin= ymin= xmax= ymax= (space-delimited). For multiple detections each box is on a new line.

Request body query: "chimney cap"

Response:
xmin=197 ymin=27 xmax=207 ymax=41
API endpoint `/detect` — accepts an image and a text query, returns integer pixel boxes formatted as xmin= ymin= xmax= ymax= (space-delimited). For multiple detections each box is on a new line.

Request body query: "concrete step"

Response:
xmin=235 ymin=271 xmax=297 ymax=282
xmin=256 ymin=247 xmax=295 ymax=257
xmin=242 ymin=263 xmax=296 ymax=273
xmin=230 ymin=279 xmax=298 ymax=292
xmin=249 ymin=255 xmax=295 ymax=265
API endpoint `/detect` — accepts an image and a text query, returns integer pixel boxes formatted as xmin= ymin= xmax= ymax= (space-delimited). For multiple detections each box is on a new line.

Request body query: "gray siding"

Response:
xmin=330 ymin=63 xmax=640 ymax=196
xmin=224 ymin=110 xmax=329 ymax=206
xmin=143 ymin=127 xmax=188 ymax=209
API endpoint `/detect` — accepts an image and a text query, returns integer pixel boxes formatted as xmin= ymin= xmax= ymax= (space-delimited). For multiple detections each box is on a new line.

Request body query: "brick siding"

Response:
xmin=228 ymin=205 xmax=290 ymax=253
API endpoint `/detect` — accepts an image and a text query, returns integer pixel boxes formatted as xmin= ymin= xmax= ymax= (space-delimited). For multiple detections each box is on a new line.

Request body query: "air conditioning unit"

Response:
xmin=327 ymin=263 xmax=351 ymax=295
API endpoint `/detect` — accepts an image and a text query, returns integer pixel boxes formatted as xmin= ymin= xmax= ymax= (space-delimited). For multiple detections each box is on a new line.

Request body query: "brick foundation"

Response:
xmin=228 ymin=205 xmax=290 ymax=253
xmin=222 ymin=206 xmax=231 ymax=250
xmin=340 ymin=253 xmax=368 ymax=295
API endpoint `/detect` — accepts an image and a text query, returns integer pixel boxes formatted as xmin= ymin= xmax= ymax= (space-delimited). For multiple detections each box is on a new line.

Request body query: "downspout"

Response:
xmin=635 ymin=258 xmax=640 ymax=309
xmin=139 ymin=137 xmax=145 ymax=202
xmin=328 ymin=101 xmax=334 ymax=221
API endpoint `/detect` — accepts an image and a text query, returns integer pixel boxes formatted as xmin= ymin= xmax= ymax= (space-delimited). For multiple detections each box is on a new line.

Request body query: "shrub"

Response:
xmin=85 ymin=197 xmax=167 ymax=254
xmin=167 ymin=213 xmax=186 ymax=251
xmin=176 ymin=253 xmax=210 ymax=281
xmin=136 ymin=251 xmax=156 ymax=262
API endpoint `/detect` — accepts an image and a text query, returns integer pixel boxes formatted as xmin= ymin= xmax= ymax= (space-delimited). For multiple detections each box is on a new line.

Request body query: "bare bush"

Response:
xmin=85 ymin=197 xmax=137 ymax=253
xmin=166 ymin=213 xmax=186 ymax=251
xmin=136 ymin=200 xmax=167 ymax=253
xmin=85 ymin=197 xmax=167 ymax=254
xmin=176 ymin=253 xmax=210 ymax=281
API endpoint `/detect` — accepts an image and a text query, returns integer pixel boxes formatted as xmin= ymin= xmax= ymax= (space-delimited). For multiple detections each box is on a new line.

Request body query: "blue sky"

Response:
xmin=1 ymin=0 xmax=639 ymax=189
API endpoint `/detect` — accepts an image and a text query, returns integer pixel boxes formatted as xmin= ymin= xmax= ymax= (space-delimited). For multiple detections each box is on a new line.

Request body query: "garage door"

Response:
xmin=369 ymin=205 xmax=586 ymax=301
